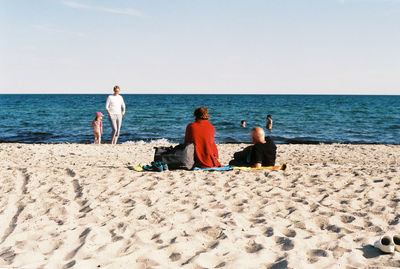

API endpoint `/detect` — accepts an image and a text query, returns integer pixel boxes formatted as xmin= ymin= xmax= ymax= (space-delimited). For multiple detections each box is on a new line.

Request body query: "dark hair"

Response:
xmin=113 ymin=85 xmax=120 ymax=91
xmin=241 ymin=120 xmax=245 ymax=124
xmin=194 ymin=107 xmax=209 ymax=120
xmin=267 ymin=114 xmax=271 ymax=118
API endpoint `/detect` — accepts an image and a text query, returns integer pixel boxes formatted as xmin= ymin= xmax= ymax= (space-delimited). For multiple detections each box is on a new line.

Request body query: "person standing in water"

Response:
xmin=106 ymin=85 xmax=126 ymax=144
xmin=266 ymin=114 xmax=273 ymax=130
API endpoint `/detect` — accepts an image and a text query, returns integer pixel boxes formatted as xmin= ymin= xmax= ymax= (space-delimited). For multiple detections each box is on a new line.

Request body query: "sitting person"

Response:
xmin=184 ymin=107 xmax=222 ymax=168
xmin=229 ymin=127 xmax=276 ymax=167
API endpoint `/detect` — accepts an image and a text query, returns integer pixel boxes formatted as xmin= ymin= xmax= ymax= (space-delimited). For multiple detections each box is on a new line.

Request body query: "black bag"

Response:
xmin=229 ymin=145 xmax=252 ymax=166
xmin=154 ymin=143 xmax=195 ymax=170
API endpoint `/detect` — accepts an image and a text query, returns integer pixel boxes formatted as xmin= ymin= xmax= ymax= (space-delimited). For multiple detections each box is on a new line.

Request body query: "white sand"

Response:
xmin=0 ymin=143 xmax=399 ymax=268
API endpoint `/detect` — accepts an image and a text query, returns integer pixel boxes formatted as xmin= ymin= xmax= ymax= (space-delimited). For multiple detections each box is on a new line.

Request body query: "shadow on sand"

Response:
xmin=357 ymin=244 xmax=388 ymax=258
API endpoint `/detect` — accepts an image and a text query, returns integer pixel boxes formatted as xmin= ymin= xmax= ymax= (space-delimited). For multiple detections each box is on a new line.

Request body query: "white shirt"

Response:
xmin=106 ymin=95 xmax=126 ymax=115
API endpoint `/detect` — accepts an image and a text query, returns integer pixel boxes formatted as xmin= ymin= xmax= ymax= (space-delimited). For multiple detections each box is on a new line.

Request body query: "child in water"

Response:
xmin=91 ymin=112 xmax=104 ymax=144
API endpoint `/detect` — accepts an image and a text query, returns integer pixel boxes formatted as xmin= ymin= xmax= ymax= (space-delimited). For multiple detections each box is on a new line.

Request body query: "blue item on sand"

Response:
xmin=153 ymin=161 xmax=164 ymax=172
xmin=142 ymin=161 xmax=168 ymax=172
xmin=193 ymin=166 xmax=233 ymax=171
xmin=162 ymin=162 xmax=168 ymax=171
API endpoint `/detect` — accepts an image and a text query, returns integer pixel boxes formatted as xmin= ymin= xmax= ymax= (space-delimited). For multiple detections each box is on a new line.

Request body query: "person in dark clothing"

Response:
xmin=229 ymin=127 xmax=276 ymax=167
xmin=250 ymin=128 xmax=276 ymax=167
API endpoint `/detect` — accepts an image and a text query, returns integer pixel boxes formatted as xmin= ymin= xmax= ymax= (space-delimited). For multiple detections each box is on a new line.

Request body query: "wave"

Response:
xmin=22 ymin=132 xmax=53 ymax=136
xmin=386 ymin=125 xmax=400 ymax=130
xmin=122 ymin=138 xmax=173 ymax=145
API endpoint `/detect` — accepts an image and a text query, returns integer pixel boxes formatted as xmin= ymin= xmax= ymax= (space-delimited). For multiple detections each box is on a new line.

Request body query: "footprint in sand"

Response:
xmin=122 ymin=198 xmax=136 ymax=207
xmin=124 ymin=208 xmax=133 ymax=216
xmin=283 ymin=229 xmax=296 ymax=238
xmin=72 ymin=179 xmax=83 ymax=199
xmin=319 ymin=221 xmax=342 ymax=234
xmin=169 ymin=252 xmax=181 ymax=262
xmin=246 ymin=240 xmax=264 ymax=253
xmin=331 ymin=246 xmax=351 ymax=259
xmin=267 ymin=255 xmax=288 ymax=269
xmin=340 ymin=215 xmax=355 ymax=223
xmin=63 ymin=260 xmax=76 ymax=269
xmin=136 ymin=257 xmax=159 ymax=267
xmin=286 ymin=206 xmax=296 ymax=216
xmin=264 ymin=227 xmax=274 ymax=237
xmin=251 ymin=213 xmax=266 ymax=224
xmin=267 ymin=259 xmax=288 ymax=269
xmin=0 ymin=247 xmax=16 ymax=264
xmin=275 ymin=237 xmax=294 ymax=251
xmin=389 ymin=214 xmax=400 ymax=225
xmin=109 ymin=229 xmax=123 ymax=242
xmin=355 ymin=188 xmax=365 ymax=194
xmin=294 ymin=221 xmax=306 ymax=230
xmin=170 ymin=237 xmax=177 ymax=244
xmin=79 ymin=205 xmax=93 ymax=213
xmin=66 ymin=168 xmax=76 ymax=178
xmin=208 ymin=241 xmax=219 ymax=249
xmin=310 ymin=203 xmax=319 ymax=213
xmin=215 ymin=261 xmax=226 ymax=268
xmin=219 ymin=212 xmax=232 ymax=219
xmin=198 ymin=226 xmax=224 ymax=241
xmin=151 ymin=233 xmax=163 ymax=244
xmin=364 ymin=221 xmax=383 ymax=233
xmin=307 ymin=249 xmax=328 ymax=264
xmin=317 ymin=219 xmax=342 ymax=233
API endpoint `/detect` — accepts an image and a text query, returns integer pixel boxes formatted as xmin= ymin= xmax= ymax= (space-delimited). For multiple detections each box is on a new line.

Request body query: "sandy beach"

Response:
xmin=0 ymin=143 xmax=399 ymax=268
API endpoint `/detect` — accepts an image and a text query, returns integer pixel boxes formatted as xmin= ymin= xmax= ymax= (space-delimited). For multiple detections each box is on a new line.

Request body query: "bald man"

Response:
xmin=229 ymin=127 xmax=276 ymax=167
xmin=249 ymin=127 xmax=276 ymax=168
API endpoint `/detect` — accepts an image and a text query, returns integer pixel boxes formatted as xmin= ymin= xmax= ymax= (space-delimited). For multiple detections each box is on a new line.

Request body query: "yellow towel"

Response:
xmin=233 ymin=163 xmax=288 ymax=171
xmin=130 ymin=164 xmax=144 ymax=172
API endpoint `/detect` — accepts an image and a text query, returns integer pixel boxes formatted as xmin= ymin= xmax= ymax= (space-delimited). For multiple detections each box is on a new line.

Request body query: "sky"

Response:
xmin=0 ymin=0 xmax=399 ymax=94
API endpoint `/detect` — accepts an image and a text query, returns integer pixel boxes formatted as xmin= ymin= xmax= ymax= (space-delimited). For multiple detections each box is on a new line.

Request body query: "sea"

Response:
xmin=0 ymin=94 xmax=399 ymax=145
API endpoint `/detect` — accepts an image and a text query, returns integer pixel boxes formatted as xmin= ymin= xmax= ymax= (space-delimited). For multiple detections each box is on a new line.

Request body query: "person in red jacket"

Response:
xmin=184 ymin=107 xmax=222 ymax=168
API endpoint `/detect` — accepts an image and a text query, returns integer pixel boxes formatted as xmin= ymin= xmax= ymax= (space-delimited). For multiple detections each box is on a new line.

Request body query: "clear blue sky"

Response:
xmin=1 ymin=0 xmax=399 ymax=94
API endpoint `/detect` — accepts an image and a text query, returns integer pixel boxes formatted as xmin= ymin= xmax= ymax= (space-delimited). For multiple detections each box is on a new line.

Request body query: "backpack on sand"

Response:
xmin=154 ymin=143 xmax=195 ymax=170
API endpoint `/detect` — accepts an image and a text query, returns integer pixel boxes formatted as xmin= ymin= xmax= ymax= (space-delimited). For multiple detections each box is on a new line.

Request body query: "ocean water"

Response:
xmin=0 ymin=94 xmax=399 ymax=144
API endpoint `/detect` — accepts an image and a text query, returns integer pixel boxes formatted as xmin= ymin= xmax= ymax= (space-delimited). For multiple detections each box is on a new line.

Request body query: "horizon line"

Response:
xmin=0 ymin=92 xmax=399 ymax=96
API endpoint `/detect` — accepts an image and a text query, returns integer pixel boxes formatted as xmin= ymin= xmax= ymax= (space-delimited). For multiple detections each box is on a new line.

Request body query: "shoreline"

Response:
xmin=0 ymin=143 xmax=399 ymax=268
xmin=1 ymin=141 xmax=400 ymax=145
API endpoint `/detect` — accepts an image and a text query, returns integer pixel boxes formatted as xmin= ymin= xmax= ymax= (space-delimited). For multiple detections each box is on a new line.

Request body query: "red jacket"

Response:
xmin=184 ymin=119 xmax=221 ymax=168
